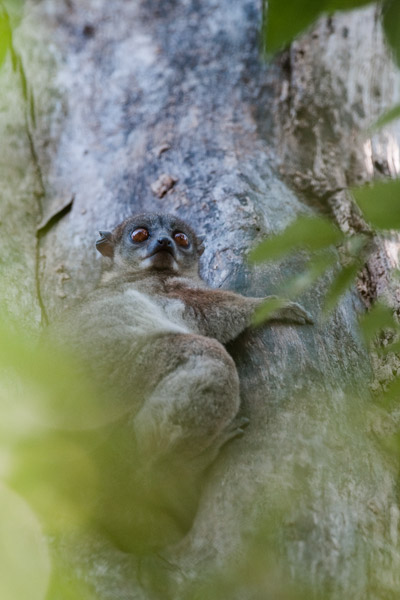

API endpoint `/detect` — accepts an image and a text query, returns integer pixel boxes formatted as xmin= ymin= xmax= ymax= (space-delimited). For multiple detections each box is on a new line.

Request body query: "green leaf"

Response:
xmin=369 ymin=103 xmax=400 ymax=131
xmin=10 ymin=435 xmax=98 ymax=533
xmin=359 ymin=302 xmax=399 ymax=343
xmin=0 ymin=317 xmax=130 ymax=438
xmin=344 ymin=233 xmax=369 ymax=255
xmin=282 ymin=250 xmax=337 ymax=297
xmin=0 ymin=483 xmax=50 ymax=600
xmin=252 ymin=297 xmax=287 ymax=326
xmin=382 ymin=0 xmax=400 ymax=68
xmin=262 ymin=0 xmax=374 ymax=54
xmin=323 ymin=260 xmax=361 ymax=314
xmin=0 ymin=6 xmax=12 ymax=69
xmin=325 ymin=0 xmax=373 ymax=9
xmin=263 ymin=0 xmax=324 ymax=54
xmin=380 ymin=377 xmax=400 ymax=410
xmin=375 ymin=427 xmax=400 ymax=456
xmin=352 ymin=179 xmax=400 ymax=229
xmin=381 ymin=340 xmax=400 ymax=355
xmin=250 ymin=216 xmax=343 ymax=263
xmin=3 ymin=0 xmax=25 ymax=14
xmin=322 ymin=235 xmax=368 ymax=314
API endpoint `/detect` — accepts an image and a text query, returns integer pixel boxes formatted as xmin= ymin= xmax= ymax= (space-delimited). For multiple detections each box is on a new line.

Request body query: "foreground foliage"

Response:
xmin=2 ymin=0 xmax=400 ymax=598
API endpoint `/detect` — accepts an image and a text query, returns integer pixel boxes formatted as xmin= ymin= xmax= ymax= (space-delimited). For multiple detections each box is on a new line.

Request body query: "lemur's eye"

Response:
xmin=174 ymin=232 xmax=189 ymax=248
xmin=131 ymin=228 xmax=149 ymax=243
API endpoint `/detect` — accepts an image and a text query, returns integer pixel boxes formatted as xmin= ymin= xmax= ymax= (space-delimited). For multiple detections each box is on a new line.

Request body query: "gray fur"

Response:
xmin=45 ymin=213 xmax=312 ymax=553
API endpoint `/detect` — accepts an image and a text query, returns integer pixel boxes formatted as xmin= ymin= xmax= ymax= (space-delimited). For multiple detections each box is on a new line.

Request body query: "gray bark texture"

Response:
xmin=2 ymin=0 xmax=400 ymax=598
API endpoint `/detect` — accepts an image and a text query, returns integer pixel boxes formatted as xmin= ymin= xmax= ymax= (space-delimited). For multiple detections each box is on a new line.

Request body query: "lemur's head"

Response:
xmin=96 ymin=213 xmax=204 ymax=277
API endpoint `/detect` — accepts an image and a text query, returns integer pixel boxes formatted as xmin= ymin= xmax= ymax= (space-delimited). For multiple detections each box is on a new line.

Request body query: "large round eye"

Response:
xmin=174 ymin=232 xmax=189 ymax=248
xmin=131 ymin=228 xmax=149 ymax=243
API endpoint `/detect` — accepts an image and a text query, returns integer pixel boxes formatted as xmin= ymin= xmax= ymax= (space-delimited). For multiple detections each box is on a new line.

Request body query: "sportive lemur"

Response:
xmin=46 ymin=212 xmax=312 ymax=553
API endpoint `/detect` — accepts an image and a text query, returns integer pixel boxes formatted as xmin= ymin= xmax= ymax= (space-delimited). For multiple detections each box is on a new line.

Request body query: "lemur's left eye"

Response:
xmin=174 ymin=232 xmax=189 ymax=248
xmin=131 ymin=228 xmax=149 ymax=243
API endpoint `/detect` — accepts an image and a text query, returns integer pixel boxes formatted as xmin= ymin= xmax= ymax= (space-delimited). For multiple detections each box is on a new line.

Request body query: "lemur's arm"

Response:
xmin=166 ymin=283 xmax=313 ymax=344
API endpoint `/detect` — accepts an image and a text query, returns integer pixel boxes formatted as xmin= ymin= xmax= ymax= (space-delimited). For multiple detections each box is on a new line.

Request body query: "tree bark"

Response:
xmin=3 ymin=0 xmax=400 ymax=598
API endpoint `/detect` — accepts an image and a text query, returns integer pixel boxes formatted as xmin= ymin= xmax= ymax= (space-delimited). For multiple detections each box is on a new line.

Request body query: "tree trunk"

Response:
xmin=3 ymin=0 xmax=400 ymax=598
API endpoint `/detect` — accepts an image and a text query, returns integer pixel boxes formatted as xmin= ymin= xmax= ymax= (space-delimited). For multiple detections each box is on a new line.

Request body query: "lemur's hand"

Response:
xmin=264 ymin=299 xmax=313 ymax=325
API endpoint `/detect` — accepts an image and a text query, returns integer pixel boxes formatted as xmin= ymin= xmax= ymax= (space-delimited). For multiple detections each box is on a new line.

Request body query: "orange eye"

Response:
xmin=174 ymin=232 xmax=189 ymax=248
xmin=131 ymin=228 xmax=149 ymax=243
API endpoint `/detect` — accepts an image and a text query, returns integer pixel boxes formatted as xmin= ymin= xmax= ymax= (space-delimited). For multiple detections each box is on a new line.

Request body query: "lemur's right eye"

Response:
xmin=131 ymin=228 xmax=149 ymax=243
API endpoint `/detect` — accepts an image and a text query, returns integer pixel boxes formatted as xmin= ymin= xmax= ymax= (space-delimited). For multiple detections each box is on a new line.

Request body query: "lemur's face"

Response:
xmin=96 ymin=213 xmax=204 ymax=276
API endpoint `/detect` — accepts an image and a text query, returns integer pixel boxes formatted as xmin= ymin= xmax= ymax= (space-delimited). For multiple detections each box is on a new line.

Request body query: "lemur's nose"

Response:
xmin=157 ymin=236 xmax=173 ymax=248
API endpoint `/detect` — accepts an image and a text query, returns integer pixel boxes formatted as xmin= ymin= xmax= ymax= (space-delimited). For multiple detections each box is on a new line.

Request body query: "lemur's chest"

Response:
xmin=119 ymin=287 xmax=190 ymax=334
xmin=157 ymin=294 xmax=187 ymax=324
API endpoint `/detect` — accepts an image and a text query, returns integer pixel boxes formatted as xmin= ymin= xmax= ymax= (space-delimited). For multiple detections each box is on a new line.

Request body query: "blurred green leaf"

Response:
xmin=252 ymin=297 xmax=287 ymax=326
xmin=0 ymin=483 xmax=50 ymax=600
xmin=322 ymin=235 xmax=368 ymax=313
xmin=370 ymin=104 xmax=400 ymax=131
xmin=262 ymin=0 xmax=323 ymax=54
xmin=0 ymin=5 xmax=12 ymax=69
xmin=181 ymin=506 xmax=314 ymax=600
xmin=381 ymin=377 xmax=400 ymax=409
xmin=359 ymin=302 xmax=398 ymax=343
xmin=263 ymin=0 xmax=373 ymax=54
xmin=325 ymin=0 xmax=372 ymax=7
xmin=46 ymin=569 xmax=97 ymax=600
xmin=250 ymin=216 xmax=343 ymax=263
xmin=3 ymin=0 xmax=24 ymax=13
xmin=352 ymin=179 xmax=400 ymax=229
xmin=381 ymin=340 xmax=400 ymax=355
xmin=344 ymin=233 xmax=369 ymax=255
xmin=10 ymin=434 xmax=98 ymax=533
xmin=0 ymin=317 xmax=131 ymax=437
xmin=323 ymin=260 xmax=362 ymax=314
xmin=3 ymin=0 xmax=23 ymax=25
xmin=283 ymin=250 xmax=337 ymax=297
xmin=382 ymin=0 xmax=400 ymax=67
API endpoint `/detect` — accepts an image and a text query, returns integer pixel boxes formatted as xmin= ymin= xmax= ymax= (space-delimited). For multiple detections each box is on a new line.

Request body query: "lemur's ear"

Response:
xmin=196 ymin=234 xmax=205 ymax=256
xmin=96 ymin=231 xmax=114 ymax=258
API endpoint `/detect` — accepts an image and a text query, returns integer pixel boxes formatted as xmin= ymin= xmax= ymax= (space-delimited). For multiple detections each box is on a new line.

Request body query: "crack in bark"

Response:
xmin=36 ymin=196 xmax=75 ymax=236
xmin=4 ymin=1 xmax=49 ymax=326
xmin=35 ymin=196 xmax=75 ymax=326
